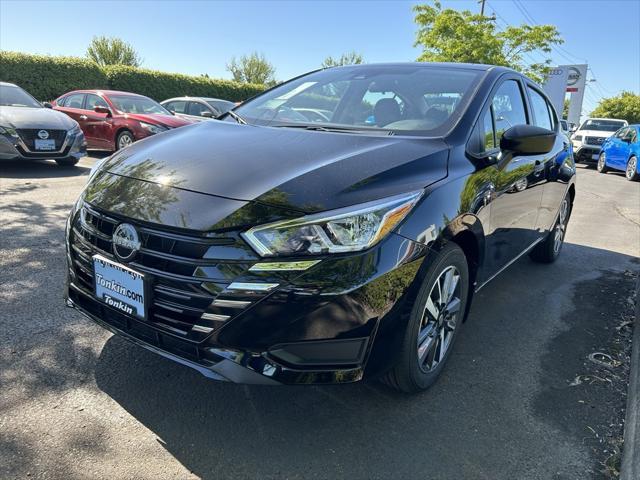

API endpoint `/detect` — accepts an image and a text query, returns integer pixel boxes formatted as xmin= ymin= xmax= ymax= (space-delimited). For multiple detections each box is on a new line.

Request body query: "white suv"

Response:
xmin=571 ymin=117 xmax=628 ymax=163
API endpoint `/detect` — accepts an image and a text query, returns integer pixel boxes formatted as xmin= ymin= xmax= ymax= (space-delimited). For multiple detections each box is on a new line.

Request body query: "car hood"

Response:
xmin=0 ymin=106 xmax=77 ymax=130
xmin=124 ymin=113 xmax=194 ymax=128
xmin=101 ymin=121 xmax=449 ymax=214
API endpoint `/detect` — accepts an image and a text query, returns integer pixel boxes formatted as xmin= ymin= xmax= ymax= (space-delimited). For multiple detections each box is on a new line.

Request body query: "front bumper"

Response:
xmin=572 ymin=144 xmax=602 ymax=163
xmin=64 ymin=201 xmax=429 ymax=385
xmin=0 ymin=130 xmax=87 ymax=161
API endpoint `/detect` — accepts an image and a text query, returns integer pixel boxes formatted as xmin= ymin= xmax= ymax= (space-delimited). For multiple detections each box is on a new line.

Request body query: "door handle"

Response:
xmin=79 ymin=115 xmax=87 ymax=120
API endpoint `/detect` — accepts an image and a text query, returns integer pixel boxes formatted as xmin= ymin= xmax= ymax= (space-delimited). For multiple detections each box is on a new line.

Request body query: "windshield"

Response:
xmin=0 ymin=85 xmax=41 ymax=108
xmin=232 ymin=65 xmax=483 ymax=135
xmin=579 ymin=119 xmax=626 ymax=132
xmin=109 ymin=95 xmax=170 ymax=115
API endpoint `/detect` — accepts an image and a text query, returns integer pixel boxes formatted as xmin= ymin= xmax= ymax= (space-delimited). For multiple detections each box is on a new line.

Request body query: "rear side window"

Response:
xmin=527 ymin=87 xmax=552 ymax=130
xmin=65 ymin=93 xmax=85 ymax=109
xmin=492 ymin=80 xmax=527 ymax=141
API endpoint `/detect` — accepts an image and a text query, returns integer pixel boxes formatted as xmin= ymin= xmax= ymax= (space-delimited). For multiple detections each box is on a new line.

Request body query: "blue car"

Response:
xmin=597 ymin=124 xmax=640 ymax=181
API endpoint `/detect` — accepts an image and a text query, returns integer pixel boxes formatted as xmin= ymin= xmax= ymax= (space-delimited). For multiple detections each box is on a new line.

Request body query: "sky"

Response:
xmin=1 ymin=0 xmax=639 ymax=117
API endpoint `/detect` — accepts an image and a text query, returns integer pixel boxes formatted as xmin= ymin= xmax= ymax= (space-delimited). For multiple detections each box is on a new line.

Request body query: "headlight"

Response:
xmin=139 ymin=122 xmax=167 ymax=134
xmin=0 ymin=125 xmax=18 ymax=137
xmin=88 ymin=156 xmax=109 ymax=182
xmin=242 ymin=191 xmax=422 ymax=257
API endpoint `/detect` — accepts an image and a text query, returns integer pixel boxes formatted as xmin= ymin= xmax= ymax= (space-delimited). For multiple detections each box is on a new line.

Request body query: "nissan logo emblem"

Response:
xmin=112 ymin=223 xmax=141 ymax=262
xmin=37 ymin=130 xmax=49 ymax=139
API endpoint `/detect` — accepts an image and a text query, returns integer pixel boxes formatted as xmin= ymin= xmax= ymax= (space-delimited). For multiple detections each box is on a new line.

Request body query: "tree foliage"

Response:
xmin=413 ymin=1 xmax=563 ymax=83
xmin=226 ymin=52 xmax=276 ymax=86
xmin=591 ymin=91 xmax=640 ymax=124
xmin=322 ymin=51 xmax=365 ymax=68
xmin=86 ymin=36 xmax=142 ymax=67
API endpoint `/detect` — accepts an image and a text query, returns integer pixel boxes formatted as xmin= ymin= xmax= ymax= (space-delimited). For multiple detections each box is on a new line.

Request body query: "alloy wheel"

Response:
xmin=627 ymin=157 xmax=637 ymax=180
xmin=118 ymin=134 xmax=133 ymax=149
xmin=553 ymin=198 xmax=569 ymax=254
xmin=597 ymin=153 xmax=606 ymax=172
xmin=417 ymin=265 xmax=461 ymax=372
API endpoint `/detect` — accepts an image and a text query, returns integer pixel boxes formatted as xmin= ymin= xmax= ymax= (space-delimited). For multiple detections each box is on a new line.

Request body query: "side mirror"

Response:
xmin=500 ymin=124 xmax=555 ymax=156
xmin=201 ymin=110 xmax=214 ymax=118
xmin=94 ymin=105 xmax=112 ymax=116
xmin=43 ymin=102 xmax=53 ymax=109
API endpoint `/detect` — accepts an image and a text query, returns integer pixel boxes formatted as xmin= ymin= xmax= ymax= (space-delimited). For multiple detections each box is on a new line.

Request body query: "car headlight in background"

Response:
xmin=0 ymin=125 xmax=19 ymax=137
xmin=139 ymin=122 xmax=168 ymax=134
xmin=242 ymin=191 xmax=422 ymax=256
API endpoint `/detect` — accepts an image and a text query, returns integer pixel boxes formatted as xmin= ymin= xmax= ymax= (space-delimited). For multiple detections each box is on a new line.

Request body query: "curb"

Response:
xmin=621 ymin=275 xmax=640 ymax=480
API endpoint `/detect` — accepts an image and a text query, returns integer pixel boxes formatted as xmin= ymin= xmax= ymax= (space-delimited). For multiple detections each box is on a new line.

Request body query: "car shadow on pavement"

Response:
xmin=0 ymin=159 xmax=91 ymax=179
xmin=93 ymin=243 xmax=639 ymax=480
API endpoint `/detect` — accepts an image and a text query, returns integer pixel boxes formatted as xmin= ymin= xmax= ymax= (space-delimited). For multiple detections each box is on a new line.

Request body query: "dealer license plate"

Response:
xmin=34 ymin=139 xmax=56 ymax=151
xmin=93 ymin=255 xmax=146 ymax=319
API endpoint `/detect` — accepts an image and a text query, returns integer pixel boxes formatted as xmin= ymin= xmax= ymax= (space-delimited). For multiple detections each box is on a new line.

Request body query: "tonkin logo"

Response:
xmin=112 ymin=223 xmax=141 ymax=262
xmin=37 ymin=130 xmax=49 ymax=139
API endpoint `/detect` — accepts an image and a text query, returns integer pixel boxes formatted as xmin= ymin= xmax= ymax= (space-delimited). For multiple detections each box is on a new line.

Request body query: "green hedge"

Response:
xmin=0 ymin=51 xmax=265 ymax=102
xmin=0 ymin=51 xmax=108 ymax=101
xmin=103 ymin=65 xmax=264 ymax=103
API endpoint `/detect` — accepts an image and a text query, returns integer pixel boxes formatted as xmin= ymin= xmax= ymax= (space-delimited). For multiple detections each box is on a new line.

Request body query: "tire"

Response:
xmin=597 ymin=152 xmax=609 ymax=173
xmin=626 ymin=156 xmax=639 ymax=182
xmin=55 ymin=157 xmax=79 ymax=167
xmin=116 ymin=130 xmax=134 ymax=151
xmin=382 ymin=243 xmax=469 ymax=393
xmin=529 ymin=193 xmax=571 ymax=264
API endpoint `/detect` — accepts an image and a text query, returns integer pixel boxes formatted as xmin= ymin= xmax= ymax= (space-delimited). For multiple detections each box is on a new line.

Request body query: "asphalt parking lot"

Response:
xmin=1 ymin=156 xmax=638 ymax=480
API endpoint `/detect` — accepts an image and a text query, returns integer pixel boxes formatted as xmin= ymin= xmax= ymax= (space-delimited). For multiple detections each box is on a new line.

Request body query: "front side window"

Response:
xmin=492 ymin=80 xmax=527 ymax=141
xmin=166 ymin=101 xmax=187 ymax=114
xmin=527 ymin=87 xmax=552 ymax=130
xmin=233 ymin=65 xmax=482 ymax=135
xmin=0 ymin=85 xmax=42 ymax=108
xmin=109 ymin=95 xmax=170 ymax=115
xmin=188 ymin=102 xmax=210 ymax=117
xmin=85 ymin=94 xmax=109 ymax=111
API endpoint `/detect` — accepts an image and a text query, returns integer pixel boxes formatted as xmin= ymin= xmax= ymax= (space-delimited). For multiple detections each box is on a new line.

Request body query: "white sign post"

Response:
xmin=543 ymin=64 xmax=588 ymax=127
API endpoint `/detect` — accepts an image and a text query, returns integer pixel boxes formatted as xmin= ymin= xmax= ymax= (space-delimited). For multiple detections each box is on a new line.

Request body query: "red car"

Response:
xmin=53 ymin=90 xmax=194 ymax=151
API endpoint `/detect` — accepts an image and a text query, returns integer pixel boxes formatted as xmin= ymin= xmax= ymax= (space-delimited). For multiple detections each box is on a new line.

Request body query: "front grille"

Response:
xmin=69 ymin=203 xmax=262 ymax=342
xmin=16 ymin=129 xmax=67 ymax=152
xmin=585 ymin=136 xmax=606 ymax=146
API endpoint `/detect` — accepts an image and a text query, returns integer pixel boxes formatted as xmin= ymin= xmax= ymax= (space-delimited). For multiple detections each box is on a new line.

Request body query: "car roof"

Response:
xmin=63 ymin=89 xmax=148 ymax=97
xmin=161 ymin=96 xmax=229 ymax=102
xmin=0 ymin=81 xmax=19 ymax=87
xmin=328 ymin=62 xmax=510 ymax=72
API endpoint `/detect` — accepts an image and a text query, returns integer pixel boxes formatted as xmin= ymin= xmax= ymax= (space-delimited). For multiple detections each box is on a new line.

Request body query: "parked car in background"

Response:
xmin=0 ymin=82 xmax=86 ymax=166
xmin=571 ymin=117 xmax=628 ymax=164
xmin=53 ymin=90 xmax=194 ymax=151
xmin=161 ymin=96 xmax=235 ymax=122
xmin=65 ymin=63 xmax=576 ymax=393
xmin=597 ymin=124 xmax=639 ymax=181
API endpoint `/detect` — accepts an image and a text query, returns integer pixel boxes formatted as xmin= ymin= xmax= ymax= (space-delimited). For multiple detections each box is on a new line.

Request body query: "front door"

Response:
xmin=83 ymin=94 xmax=114 ymax=150
xmin=484 ymin=78 xmax=543 ymax=277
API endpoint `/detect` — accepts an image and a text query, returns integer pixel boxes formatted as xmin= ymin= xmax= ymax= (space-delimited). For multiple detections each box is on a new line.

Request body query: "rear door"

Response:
xmin=525 ymin=84 xmax=570 ymax=233
xmin=56 ymin=92 xmax=86 ymax=126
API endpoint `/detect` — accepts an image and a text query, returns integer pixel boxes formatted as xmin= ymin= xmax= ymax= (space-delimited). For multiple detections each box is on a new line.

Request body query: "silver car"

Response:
xmin=0 ymin=82 xmax=87 ymax=166
xmin=160 ymin=96 xmax=235 ymax=122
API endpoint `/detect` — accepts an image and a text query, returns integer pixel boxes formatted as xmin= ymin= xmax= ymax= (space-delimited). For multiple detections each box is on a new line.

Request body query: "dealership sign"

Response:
xmin=543 ymin=64 xmax=587 ymax=127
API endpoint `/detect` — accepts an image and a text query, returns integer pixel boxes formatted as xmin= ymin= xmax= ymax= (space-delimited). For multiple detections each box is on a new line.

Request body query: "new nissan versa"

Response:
xmin=65 ymin=63 xmax=576 ymax=392
xmin=0 ymin=82 xmax=86 ymax=166
xmin=597 ymin=124 xmax=640 ymax=181
xmin=53 ymin=90 xmax=193 ymax=151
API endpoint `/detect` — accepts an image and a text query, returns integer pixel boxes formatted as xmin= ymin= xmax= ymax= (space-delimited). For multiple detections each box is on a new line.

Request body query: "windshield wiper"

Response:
xmin=225 ymin=110 xmax=247 ymax=125
xmin=272 ymin=124 xmax=394 ymax=135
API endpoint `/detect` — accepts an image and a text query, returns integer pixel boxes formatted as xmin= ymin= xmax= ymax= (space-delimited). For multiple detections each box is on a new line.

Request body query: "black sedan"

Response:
xmin=65 ymin=63 xmax=575 ymax=392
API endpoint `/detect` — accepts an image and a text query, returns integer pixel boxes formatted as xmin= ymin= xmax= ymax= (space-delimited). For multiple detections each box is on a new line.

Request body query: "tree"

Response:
xmin=86 ymin=36 xmax=142 ymax=67
xmin=226 ymin=52 xmax=276 ymax=86
xmin=563 ymin=98 xmax=570 ymax=119
xmin=591 ymin=91 xmax=640 ymax=124
xmin=413 ymin=1 xmax=562 ymax=83
xmin=322 ymin=51 xmax=364 ymax=68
